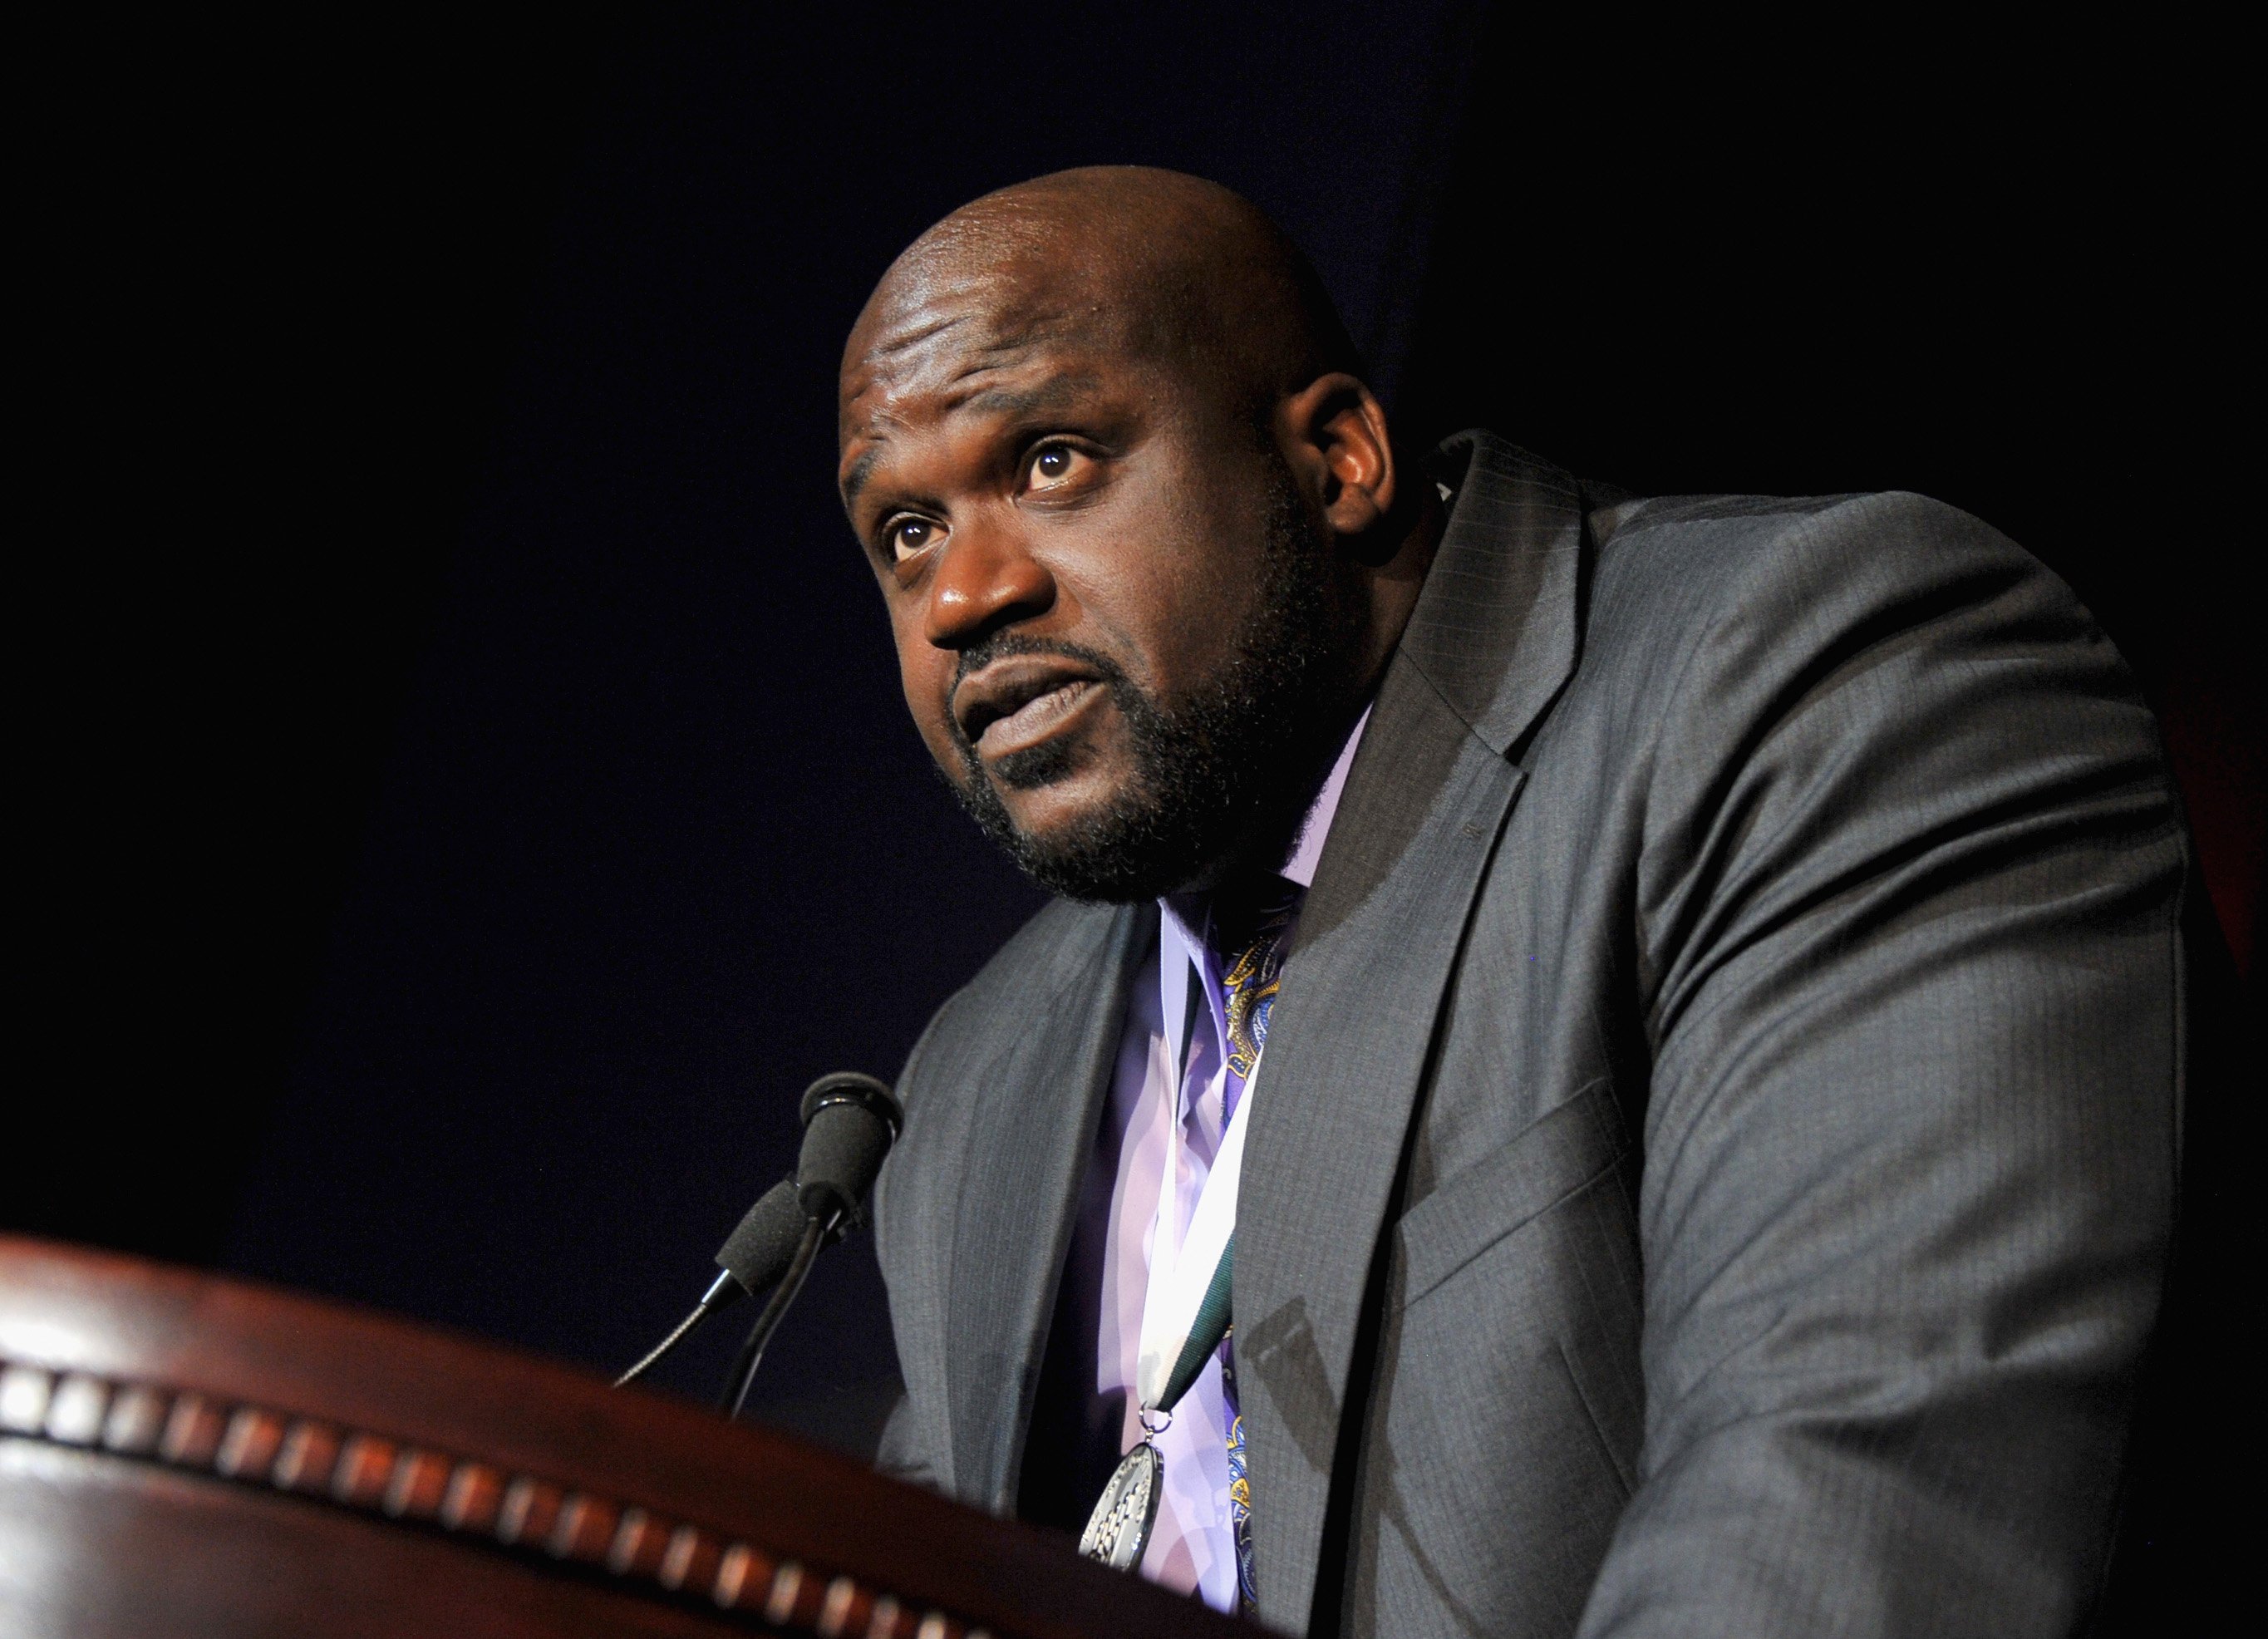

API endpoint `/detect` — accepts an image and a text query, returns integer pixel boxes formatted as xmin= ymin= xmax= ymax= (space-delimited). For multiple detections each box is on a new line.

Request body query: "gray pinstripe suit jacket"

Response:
xmin=871 ymin=431 xmax=2189 ymax=1637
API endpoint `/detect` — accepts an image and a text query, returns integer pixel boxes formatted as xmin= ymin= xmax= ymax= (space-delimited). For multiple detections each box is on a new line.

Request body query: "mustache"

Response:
xmin=951 ymin=632 xmax=1129 ymax=697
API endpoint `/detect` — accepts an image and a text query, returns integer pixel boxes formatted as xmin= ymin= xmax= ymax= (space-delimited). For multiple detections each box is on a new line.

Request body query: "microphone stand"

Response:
xmin=719 ymin=1211 xmax=834 ymax=1420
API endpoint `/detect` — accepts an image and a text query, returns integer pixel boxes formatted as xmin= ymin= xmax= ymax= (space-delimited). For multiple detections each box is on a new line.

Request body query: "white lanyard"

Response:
xmin=1133 ymin=1054 xmax=1257 ymax=1413
xmin=1078 ymin=964 xmax=1267 ymax=1574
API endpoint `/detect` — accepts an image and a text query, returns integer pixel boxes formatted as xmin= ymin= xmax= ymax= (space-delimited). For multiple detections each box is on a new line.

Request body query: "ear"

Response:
xmin=1277 ymin=372 xmax=1396 ymax=547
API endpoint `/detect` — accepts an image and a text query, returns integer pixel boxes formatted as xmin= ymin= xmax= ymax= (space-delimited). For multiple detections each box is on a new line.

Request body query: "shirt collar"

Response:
xmin=1159 ymin=704 xmax=1371 ymax=1078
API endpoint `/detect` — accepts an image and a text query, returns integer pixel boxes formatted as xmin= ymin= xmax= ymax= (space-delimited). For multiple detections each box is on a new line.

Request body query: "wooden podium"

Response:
xmin=0 ymin=1238 xmax=1244 ymax=1638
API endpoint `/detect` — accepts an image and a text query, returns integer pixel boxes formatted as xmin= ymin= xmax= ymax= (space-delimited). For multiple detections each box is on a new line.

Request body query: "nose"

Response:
xmin=921 ymin=514 xmax=1054 ymax=650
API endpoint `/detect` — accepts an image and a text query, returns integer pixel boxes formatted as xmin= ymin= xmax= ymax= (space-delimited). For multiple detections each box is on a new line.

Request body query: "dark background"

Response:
xmin=22 ymin=5 xmax=2256 ymax=1459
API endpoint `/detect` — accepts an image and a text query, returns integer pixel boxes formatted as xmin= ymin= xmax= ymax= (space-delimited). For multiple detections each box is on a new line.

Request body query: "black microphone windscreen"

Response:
xmin=714 ymin=1177 xmax=805 ymax=1297
xmin=796 ymin=1072 xmax=903 ymax=1222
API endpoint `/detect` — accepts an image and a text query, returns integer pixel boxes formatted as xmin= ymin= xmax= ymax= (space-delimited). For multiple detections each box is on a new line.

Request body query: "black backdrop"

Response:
xmin=22 ymin=6 xmax=2254 ymax=1459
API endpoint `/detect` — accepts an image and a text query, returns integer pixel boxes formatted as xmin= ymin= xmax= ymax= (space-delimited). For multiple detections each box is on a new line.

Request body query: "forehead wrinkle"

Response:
xmin=847 ymin=337 xmax=1103 ymax=439
xmin=867 ymin=308 xmax=971 ymax=359
xmin=859 ymin=280 xmax=1079 ymax=359
xmin=948 ymin=367 xmax=1104 ymax=418
xmin=854 ymin=273 xmax=1095 ymax=376
xmin=849 ymin=327 xmax=1028 ymax=417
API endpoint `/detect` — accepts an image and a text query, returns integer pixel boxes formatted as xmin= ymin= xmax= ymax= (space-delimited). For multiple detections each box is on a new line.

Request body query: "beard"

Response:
xmin=942 ymin=458 xmax=1366 ymax=903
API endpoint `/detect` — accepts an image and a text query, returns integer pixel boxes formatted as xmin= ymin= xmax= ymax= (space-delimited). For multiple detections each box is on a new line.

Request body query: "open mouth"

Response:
xmin=955 ymin=658 xmax=1107 ymax=759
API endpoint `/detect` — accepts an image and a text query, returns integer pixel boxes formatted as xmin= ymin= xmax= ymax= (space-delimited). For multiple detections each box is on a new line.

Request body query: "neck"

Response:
xmin=1350 ymin=490 xmax=1445 ymax=697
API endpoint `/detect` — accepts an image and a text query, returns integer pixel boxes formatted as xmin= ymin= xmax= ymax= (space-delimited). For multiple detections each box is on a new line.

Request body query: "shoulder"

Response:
xmin=1577 ymin=488 xmax=2137 ymax=734
xmin=896 ymin=896 xmax=1127 ymax=1106
xmin=1591 ymin=488 xmax=2084 ymax=642
xmin=1532 ymin=485 xmax=2175 ymax=933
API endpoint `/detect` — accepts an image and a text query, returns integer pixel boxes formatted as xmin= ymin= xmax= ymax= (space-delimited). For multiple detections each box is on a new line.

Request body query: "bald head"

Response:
xmin=842 ymin=167 xmax=1359 ymax=441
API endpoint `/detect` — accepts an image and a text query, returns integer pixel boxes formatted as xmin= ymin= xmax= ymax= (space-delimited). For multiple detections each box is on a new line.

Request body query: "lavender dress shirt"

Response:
xmin=1077 ymin=710 xmax=1368 ymax=1612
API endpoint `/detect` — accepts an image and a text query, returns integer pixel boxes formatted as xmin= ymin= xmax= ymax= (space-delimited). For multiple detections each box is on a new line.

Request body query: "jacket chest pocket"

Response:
xmin=1395 ymin=1075 xmax=1633 ymax=1309
xmin=1389 ymin=1075 xmax=1645 ymax=1490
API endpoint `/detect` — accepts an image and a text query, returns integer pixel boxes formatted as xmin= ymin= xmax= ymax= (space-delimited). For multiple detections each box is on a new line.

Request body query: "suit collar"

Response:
xmin=1403 ymin=431 xmax=1588 ymax=757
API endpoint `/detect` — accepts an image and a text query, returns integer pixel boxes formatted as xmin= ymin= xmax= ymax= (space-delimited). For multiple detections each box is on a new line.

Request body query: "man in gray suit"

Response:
xmin=837 ymin=167 xmax=2189 ymax=1635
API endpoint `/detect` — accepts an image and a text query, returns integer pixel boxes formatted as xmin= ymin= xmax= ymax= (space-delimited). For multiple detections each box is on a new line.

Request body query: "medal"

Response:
xmin=1078 ymin=1440 xmax=1163 ymax=1568
xmin=1077 ymin=1235 xmax=1237 ymax=1571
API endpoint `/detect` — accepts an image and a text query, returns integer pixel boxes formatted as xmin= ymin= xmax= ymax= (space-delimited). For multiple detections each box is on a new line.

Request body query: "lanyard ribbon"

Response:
xmin=1077 ymin=1009 xmax=1262 ymax=1577
xmin=1133 ymin=1057 xmax=1256 ymax=1417
xmin=1149 ymin=1233 xmax=1233 ymax=1415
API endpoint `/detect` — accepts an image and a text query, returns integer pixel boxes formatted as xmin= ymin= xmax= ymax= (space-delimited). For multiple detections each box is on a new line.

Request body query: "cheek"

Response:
xmin=1082 ymin=495 xmax=1260 ymax=686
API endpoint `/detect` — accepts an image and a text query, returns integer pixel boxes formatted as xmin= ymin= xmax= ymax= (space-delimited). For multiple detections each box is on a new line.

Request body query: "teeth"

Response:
xmin=981 ymin=679 xmax=1088 ymax=744
xmin=1016 ymin=683 xmax=1080 ymax=717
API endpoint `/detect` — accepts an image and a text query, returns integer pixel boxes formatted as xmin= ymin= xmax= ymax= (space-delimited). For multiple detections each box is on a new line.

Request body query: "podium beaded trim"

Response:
xmin=0 ymin=1355 xmax=987 ymax=1639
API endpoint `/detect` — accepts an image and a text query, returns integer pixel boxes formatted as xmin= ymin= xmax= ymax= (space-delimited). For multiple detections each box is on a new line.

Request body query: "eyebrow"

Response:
xmin=952 ymin=372 xmax=1099 ymax=417
xmin=840 ymin=443 xmax=886 ymax=509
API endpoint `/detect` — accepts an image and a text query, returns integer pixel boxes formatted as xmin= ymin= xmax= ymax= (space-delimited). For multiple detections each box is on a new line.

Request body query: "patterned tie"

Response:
xmin=1208 ymin=874 xmax=1301 ymax=1618
xmin=1213 ymin=875 xmax=1301 ymax=1129
xmin=1221 ymin=1329 xmax=1255 ymax=1617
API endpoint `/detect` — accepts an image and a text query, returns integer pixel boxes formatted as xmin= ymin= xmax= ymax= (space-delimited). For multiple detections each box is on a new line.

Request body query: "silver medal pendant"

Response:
xmin=1078 ymin=1440 xmax=1164 ymax=1571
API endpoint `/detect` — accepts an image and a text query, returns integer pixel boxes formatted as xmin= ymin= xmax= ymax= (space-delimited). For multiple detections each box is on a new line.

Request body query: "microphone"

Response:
xmin=717 ymin=1177 xmax=811 ymax=1296
xmin=794 ymin=1071 xmax=903 ymax=1223
xmin=613 ymin=1071 xmax=902 ymax=1394
xmin=717 ymin=1072 xmax=903 ymax=1419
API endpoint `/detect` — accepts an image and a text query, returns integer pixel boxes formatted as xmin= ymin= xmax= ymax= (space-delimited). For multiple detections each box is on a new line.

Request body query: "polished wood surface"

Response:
xmin=0 ymin=1238 xmax=1243 ymax=1638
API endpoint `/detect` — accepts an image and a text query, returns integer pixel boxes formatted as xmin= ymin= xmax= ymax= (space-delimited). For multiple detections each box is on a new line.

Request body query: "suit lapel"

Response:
xmin=1400 ymin=431 xmax=1589 ymax=756
xmin=1236 ymin=436 xmax=1587 ymax=1629
xmin=943 ymin=901 xmax=1152 ymax=1511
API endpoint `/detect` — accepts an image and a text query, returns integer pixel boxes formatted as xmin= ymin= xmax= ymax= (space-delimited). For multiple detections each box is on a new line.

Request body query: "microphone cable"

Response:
xmin=719 ymin=1211 xmax=833 ymax=1419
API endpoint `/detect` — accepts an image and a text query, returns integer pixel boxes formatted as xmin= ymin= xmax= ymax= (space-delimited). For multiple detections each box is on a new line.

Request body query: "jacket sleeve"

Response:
xmin=872 ymin=1385 xmax=937 ymax=1489
xmin=1577 ymin=494 xmax=2187 ymax=1637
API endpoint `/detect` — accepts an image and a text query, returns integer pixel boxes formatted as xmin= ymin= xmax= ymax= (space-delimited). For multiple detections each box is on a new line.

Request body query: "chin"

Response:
xmin=947 ymin=728 xmax=1240 ymax=903
xmin=996 ymin=769 xmax=1135 ymax=848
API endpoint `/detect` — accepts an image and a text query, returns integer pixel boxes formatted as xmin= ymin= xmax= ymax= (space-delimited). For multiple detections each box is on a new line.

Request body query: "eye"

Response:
xmin=886 ymin=515 xmax=941 ymax=562
xmin=1027 ymin=442 xmax=1083 ymax=489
